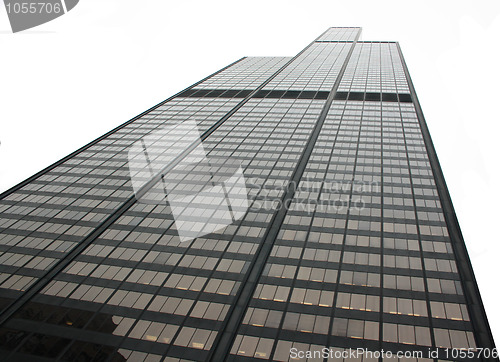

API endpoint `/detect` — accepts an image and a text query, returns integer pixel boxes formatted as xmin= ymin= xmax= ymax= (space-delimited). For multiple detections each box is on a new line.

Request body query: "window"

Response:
xmin=243 ymin=308 xmax=282 ymax=328
xmin=282 ymin=312 xmax=329 ymax=334
xmin=430 ymin=301 xmax=469 ymax=321
xmin=332 ymin=318 xmax=379 ymax=340
xmin=231 ymin=335 xmax=274 ymax=359
xmin=337 ymin=292 xmax=379 ymax=312
xmin=383 ymin=297 xmax=427 ymax=317
xmin=174 ymin=327 xmax=217 ymax=350
xmin=254 ymin=284 xmax=290 ymax=302
xmin=383 ymin=323 xmax=431 ymax=346
xmin=290 ymin=287 xmax=334 ymax=307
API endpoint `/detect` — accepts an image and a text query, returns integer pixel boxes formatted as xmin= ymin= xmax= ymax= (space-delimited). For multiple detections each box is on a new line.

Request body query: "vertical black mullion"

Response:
xmin=324 ymin=100 xmax=367 ymax=353
xmin=265 ymin=98 xmax=347 ymax=361
xmin=380 ymin=43 xmax=437 ymax=359
xmin=324 ymin=41 xmax=369 ymax=357
xmin=209 ymin=28 xmax=362 ymax=362
xmin=396 ymin=42 xmax=496 ymax=360
xmin=377 ymin=42 xmax=385 ymax=362
xmin=395 ymin=93 xmax=438 ymax=358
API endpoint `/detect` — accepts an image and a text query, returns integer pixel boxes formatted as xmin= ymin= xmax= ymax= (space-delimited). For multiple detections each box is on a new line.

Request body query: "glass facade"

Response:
xmin=0 ymin=27 xmax=496 ymax=361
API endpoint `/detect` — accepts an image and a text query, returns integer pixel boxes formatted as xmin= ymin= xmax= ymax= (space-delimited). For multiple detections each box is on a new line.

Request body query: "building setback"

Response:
xmin=0 ymin=28 xmax=496 ymax=361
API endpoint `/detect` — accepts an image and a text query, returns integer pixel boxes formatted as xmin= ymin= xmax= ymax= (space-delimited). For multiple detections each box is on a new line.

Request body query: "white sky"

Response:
xmin=1 ymin=0 xmax=499 ymax=346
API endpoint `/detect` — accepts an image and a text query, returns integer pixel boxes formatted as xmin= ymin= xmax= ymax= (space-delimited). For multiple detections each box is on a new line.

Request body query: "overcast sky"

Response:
xmin=1 ymin=0 xmax=499 ymax=345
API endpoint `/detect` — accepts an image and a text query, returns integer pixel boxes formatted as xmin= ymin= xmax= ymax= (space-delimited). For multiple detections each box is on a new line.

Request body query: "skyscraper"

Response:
xmin=0 ymin=27 xmax=496 ymax=361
